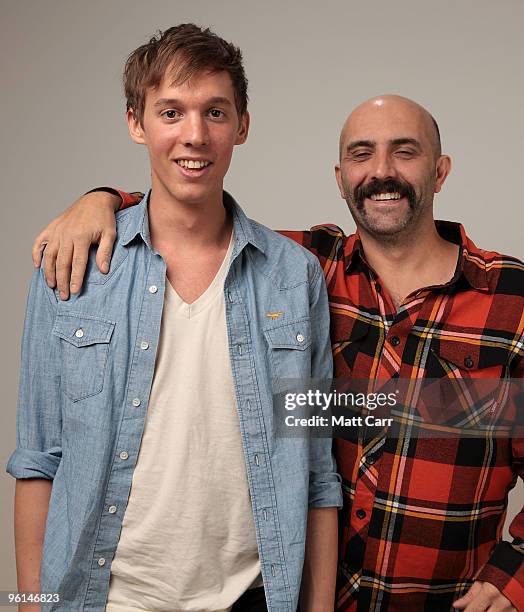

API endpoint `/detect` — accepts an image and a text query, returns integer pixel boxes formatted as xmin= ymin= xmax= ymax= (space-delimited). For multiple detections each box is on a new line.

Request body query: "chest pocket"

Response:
xmin=429 ymin=338 xmax=511 ymax=429
xmin=52 ymin=313 xmax=115 ymax=402
xmin=264 ymin=318 xmax=312 ymax=389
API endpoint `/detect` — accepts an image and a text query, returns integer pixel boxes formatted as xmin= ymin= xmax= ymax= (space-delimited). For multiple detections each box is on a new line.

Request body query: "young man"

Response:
xmin=7 ymin=25 xmax=342 ymax=612
xmin=35 ymin=94 xmax=524 ymax=610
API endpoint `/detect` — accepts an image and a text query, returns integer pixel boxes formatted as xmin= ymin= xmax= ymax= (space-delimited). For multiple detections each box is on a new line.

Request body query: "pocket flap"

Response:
xmin=53 ymin=313 xmax=115 ymax=347
xmin=264 ymin=318 xmax=311 ymax=350
xmin=432 ymin=337 xmax=509 ymax=370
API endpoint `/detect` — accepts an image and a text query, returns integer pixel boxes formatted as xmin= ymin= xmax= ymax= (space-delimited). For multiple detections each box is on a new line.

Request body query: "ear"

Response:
xmin=335 ymin=163 xmax=346 ymax=199
xmin=434 ymin=154 xmax=451 ymax=193
xmin=127 ymin=108 xmax=146 ymax=145
xmin=234 ymin=111 xmax=250 ymax=145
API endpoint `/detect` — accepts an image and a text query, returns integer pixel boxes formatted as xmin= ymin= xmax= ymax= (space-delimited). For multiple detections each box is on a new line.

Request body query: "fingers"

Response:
xmin=95 ymin=229 xmax=117 ymax=275
xmin=32 ymin=237 xmax=47 ymax=269
xmin=454 ymin=582 xmax=483 ymax=609
xmin=55 ymin=240 xmax=74 ymax=300
xmin=32 ymin=218 xmax=60 ymax=268
xmin=70 ymin=240 xmax=91 ymax=294
xmin=453 ymin=581 xmax=515 ymax=612
xmin=43 ymin=244 xmax=58 ymax=290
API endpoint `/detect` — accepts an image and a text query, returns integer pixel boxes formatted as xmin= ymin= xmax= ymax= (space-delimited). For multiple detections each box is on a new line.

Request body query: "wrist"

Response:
xmin=84 ymin=187 xmax=122 ymax=212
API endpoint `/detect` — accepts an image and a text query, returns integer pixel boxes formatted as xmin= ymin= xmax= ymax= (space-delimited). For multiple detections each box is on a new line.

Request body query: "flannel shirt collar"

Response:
xmin=342 ymin=220 xmax=490 ymax=291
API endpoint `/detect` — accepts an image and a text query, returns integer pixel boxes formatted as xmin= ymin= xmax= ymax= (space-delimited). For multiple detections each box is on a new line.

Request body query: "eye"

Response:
xmin=350 ymin=150 xmax=372 ymax=161
xmin=208 ymin=108 xmax=225 ymax=119
xmin=161 ymin=109 xmax=180 ymax=120
xmin=395 ymin=149 xmax=416 ymax=159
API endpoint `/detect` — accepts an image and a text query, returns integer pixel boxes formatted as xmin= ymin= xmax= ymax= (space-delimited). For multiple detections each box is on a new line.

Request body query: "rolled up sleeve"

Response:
xmin=6 ymin=268 xmax=62 ymax=481
xmin=307 ymin=259 xmax=342 ymax=508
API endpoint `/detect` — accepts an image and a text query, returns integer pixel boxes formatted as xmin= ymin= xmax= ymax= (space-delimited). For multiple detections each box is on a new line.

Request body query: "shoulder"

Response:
xmin=467 ymin=244 xmax=524 ymax=296
xmin=247 ymin=218 xmax=324 ymax=288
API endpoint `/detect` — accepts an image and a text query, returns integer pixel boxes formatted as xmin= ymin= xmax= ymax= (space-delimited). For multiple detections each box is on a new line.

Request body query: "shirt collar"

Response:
xmin=343 ymin=220 xmax=489 ymax=291
xmin=121 ymin=189 xmax=265 ymax=255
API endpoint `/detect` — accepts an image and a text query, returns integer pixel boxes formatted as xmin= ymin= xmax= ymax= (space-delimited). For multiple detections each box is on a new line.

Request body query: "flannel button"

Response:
xmin=391 ymin=336 xmax=400 ymax=347
xmin=464 ymin=356 xmax=474 ymax=368
xmin=356 ymin=508 xmax=367 ymax=519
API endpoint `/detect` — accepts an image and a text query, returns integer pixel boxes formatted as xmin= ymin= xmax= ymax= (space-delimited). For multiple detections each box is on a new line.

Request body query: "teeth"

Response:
xmin=176 ymin=160 xmax=210 ymax=169
xmin=370 ymin=192 xmax=401 ymax=201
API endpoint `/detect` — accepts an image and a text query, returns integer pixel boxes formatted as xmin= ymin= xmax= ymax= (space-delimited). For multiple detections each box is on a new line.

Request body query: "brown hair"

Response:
xmin=123 ymin=23 xmax=248 ymax=125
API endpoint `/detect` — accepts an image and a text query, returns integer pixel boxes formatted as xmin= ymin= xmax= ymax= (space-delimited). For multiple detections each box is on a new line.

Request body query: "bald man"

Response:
xmin=31 ymin=95 xmax=524 ymax=610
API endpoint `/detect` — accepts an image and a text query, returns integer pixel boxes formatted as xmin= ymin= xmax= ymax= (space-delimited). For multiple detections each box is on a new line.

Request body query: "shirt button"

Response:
xmin=254 ymin=454 xmax=260 ymax=466
xmin=271 ymin=564 xmax=277 ymax=577
xmin=356 ymin=508 xmax=367 ymax=520
xmin=108 ymin=505 xmax=117 ymax=514
xmin=97 ymin=557 xmax=106 ymax=567
xmin=132 ymin=398 xmax=141 ymax=407
xmin=119 ymin=451 xmax=129 ymax=460
xmin=140 ymin=341 xmax=149 ymax=350
xmin=227 ymin=291 xmax=234 ymax=303
xmin=376 ymin=283 xmax=382 ymax=293
xmin=390 ymin=336 xmax=400 ymax=347
xmin=75 ymin=329 xmax=84 ymax=338
xmin=464 ymin=356 xmax=474 ymax=368
xmin=296 ymin=333 xmax=305 ymax=343
xmin=149 ymin=285 xmax=158 ymax=294
xmin=367 ymin=456 xmax=376 ymax=465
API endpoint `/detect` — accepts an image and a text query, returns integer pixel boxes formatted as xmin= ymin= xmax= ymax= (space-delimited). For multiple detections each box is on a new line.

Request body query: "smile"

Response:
xmin=370 ymin=192 xmax=402 ymax=201
xmin=176 ymin=159 xmax=211 ymax=169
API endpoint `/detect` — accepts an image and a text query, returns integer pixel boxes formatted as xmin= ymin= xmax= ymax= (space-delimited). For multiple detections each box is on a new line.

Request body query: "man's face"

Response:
xmin=335 ymin=98 xmax=450 ymax=239
xmin=128 ymin=69 xmax=249 ymax=206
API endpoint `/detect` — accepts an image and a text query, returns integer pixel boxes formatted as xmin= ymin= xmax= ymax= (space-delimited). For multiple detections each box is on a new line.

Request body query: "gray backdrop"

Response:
xmin=1 ymin=0 xmax=523 ymax=589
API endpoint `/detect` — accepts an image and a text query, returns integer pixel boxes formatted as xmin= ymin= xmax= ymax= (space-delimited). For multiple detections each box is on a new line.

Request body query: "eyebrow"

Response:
xmin=346 ymin=137 xmax=422 ymax=153
xmin=153 ymin=96 xmax=234 ymax=108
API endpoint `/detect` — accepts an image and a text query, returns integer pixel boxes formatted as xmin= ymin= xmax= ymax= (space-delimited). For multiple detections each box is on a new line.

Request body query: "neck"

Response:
xmin=148 ymin=181 xmax=230 ymax=253
xmin=357 ymin=216 xmax=459 ymax=305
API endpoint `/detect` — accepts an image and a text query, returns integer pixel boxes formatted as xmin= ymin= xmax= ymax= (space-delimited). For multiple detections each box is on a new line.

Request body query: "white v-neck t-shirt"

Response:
xmin=106 ymin=235 xmax=261 ymax=612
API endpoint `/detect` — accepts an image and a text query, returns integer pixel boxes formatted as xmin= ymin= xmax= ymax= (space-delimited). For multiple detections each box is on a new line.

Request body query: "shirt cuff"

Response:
xmin=476 ymin=541 xmax=524 ymax=609
xmin=308 ymin=472 xmax=343 ymax=509
xmin=6 ymin=447 xmax=61 ymax=480
xmin=84 ymin=187 xmax=143 ymax=210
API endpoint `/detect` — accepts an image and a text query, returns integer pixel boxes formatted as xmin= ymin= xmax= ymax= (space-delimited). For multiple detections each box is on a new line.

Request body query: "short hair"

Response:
xmin=124 ymin=23 xmax=248 ymax=125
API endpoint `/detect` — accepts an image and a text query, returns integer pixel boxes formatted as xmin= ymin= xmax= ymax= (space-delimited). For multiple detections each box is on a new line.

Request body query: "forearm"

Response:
xmin=300 ymin=507 xmax=338 ymax=612
xmin=14 ymin=479 xmax=52 ymax=593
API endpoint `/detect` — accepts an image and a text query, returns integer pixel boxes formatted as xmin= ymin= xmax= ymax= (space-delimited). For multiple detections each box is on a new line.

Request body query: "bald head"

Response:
xmin=339 ymin=95 xmax=442 ymax=160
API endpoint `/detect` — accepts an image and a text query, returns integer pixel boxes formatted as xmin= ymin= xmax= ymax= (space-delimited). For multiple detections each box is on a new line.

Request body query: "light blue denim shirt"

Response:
xmin=7 ymin=192 xmax=341 ymax=612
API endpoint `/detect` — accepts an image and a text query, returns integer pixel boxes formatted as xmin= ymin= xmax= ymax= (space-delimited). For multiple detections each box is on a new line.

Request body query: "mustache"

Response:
xmin=354 ymin=179 xmax=416 ymax=208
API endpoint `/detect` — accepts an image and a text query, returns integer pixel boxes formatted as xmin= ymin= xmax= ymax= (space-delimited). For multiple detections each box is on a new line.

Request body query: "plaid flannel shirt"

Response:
xmin=117 ymin=189 xmax=524 ymax=610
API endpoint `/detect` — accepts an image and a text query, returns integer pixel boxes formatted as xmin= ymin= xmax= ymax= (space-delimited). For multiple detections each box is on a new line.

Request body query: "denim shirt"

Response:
xmin=7 ymin=192 xmax=342 ymax=612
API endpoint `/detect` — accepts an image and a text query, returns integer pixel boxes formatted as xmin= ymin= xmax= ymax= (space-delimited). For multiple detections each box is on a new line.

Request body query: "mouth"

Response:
xmin=174 ymin=158 xmax=213 ymax=178
xmin=369 ymin=192 xmax=403 ymax=202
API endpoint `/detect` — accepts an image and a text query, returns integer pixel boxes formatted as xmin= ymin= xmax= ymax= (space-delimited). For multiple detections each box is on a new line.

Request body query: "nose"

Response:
xmin=181 ymin=113 xmax=209 ymax=147
xmin=371 ymin=150 xmax=395 ymax=181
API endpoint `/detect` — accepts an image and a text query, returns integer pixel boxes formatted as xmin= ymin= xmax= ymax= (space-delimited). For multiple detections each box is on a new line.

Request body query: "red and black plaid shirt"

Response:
xmin=117 ymin=190 xmax=524 ymax=610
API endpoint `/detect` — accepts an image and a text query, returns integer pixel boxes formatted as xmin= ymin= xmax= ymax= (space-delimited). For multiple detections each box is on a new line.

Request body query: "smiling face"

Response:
xmin=127 ymin=69 xmax=249 ymax=208
xmin=335 ymin=96 xmax=451 ymax=239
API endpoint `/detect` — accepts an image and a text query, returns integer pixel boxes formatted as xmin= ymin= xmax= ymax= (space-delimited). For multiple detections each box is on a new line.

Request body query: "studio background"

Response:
xmin=1 ymin=0 xmax=522 ymax=588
